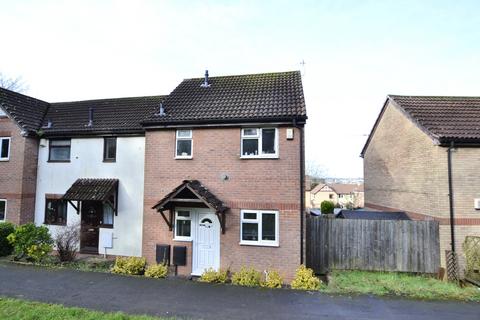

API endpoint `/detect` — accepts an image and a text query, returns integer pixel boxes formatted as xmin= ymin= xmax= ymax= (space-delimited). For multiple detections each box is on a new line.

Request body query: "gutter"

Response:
xmin=447 ymin=141 xmax=456 ymax=252
xmin=293 ymin=118 xmax=305 ymax=264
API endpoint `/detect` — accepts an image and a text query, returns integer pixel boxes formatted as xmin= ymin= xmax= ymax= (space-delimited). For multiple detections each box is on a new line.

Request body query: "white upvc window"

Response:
xmin=241 ymin=128 xmax=278 ymax=158
xmin=0 ymin=199 xmax=6 ymax=221
xmin=0 ymin=137 xmax=11 ymax=161
xmin=240 ymin=210 xmax=279 ymax=247
xmin=174 ymin=210 xmax=192 ymax=241
xmin=175 ymin=130 xmax=193 ymax=159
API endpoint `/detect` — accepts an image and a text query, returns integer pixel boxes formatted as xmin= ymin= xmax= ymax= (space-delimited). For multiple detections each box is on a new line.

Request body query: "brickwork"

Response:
xmin=0 ymin=117 xmax=38 ymax=224
xmin=364 ymin=101 xmax=480 ymax=268
xmin=143 ymin=126 xmax=302 ymax=281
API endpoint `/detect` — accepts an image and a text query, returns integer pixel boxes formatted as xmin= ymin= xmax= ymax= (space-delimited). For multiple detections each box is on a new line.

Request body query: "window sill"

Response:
xmin=103 ymin=159 xmax=116 ymax=163
xmin=240 ymin=155 xmax=279 ymax=160
xmin=173 ymin=237 xmax=192 ymax=242
xmin=175 ymin=156 xmax=193 ymax=160
xmin=47 ymin=160 xmax=71 ymax=163
xmin=0 ymin=159 xmax=10 ymax=162
xmin=44 ymin=222 xmax=67 ymax=226
xmin=239 ymin=241 xmax=279 ymax=247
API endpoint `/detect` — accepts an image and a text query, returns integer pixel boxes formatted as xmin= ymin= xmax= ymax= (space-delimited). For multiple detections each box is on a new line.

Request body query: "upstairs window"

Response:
xmin=0 ymin=199 xmax=6 ymax=221
xmin=44 ymin=198 xmax=67 ymax=225
xmin=103 ymin=137 xmax=117 ymax=162
xmin=0 ymin=137 xmax=10 ymax=161
xmin=49 ymin=139 xmax=71 ymax=162
xmin=241 ymin=128 xmax=278 ymax=158
xmin=176 ymin=130 xmax=192 ymax=159
xmin=240 ymin=210 xmax=279 ymax=246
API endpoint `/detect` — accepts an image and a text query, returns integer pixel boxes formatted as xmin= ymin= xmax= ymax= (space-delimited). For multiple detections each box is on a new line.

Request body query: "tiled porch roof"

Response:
xmin=62 ymin=178 xmax=119 ymax=202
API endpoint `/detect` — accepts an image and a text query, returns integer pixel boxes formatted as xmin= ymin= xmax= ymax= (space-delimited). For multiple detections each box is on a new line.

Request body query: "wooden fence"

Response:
xmin=306 ymin=217 xmax=440 ymax=274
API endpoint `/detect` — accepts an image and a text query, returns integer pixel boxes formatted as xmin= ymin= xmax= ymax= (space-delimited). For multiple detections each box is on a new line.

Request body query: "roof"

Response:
xmin=362 ymin=95 xmax=480 ymax=156
xmin=143 ymin=71 xmax=307 ymax=126
xmin=311 ymin=183 xmax=364 ymax=195
xmin=0 ymin=87 xmax=50 ymax=134
xmin=42 ymin=96 xmax=165 ymax=136
xmin=62 ymin=178 xmax=118 ymax=202
xmin=152 ymin=180 xmax=228 ymax=213
xmin=337 ymin=210 xmax=411 ymax=220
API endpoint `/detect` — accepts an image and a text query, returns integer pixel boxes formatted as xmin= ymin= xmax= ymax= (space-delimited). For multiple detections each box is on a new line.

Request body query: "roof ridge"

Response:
xmin=51 ymin=94 xmax=167 ymax=105
xmin=0 ymin=86 xmax=50 ymax=105
xmin=184 ymin=70 xmax=301 ymax=81
xmin=389 ymin=94 xmax=480 ymax=99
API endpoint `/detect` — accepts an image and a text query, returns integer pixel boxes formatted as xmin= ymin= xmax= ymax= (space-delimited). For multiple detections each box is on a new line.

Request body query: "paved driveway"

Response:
xmin=0 ymin=262 xmax=478 ymax=320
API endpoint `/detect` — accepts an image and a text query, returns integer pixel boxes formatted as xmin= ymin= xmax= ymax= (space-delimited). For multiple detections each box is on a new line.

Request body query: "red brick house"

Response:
xmin=0 ymin=70 xmax=307 ymax=281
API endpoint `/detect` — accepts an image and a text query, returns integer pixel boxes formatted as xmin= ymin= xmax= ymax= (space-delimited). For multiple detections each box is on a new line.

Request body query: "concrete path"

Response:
xmin=0 ymin=262 xmax=478 ymax=320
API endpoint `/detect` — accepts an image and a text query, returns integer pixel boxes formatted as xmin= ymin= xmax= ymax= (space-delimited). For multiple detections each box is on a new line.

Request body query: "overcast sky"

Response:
xmin=1 ymin=0 xmax=479 ymax=178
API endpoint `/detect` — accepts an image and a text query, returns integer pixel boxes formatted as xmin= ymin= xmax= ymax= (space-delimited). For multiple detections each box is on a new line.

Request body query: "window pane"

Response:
xmin=1 ymin=139 xmax=9 ymax=158
xmin=262 ymin=213 xmax=276 ymax=241
xmin=50 ymin=147 xmax=70 ymax=161
xmin=177 ymin=130 xmax=192 ymax=138
xmin=0 ymin=201 xmax=5 ymax=220
xmin=243 ymin=128 xmax=258 ymax=136
xmin=176 ymin=219 xmax=191 ymax=237
xmin=243 ymin=212 xmax=257 ymax=220
xmin=103 ymin=203 xmax=114 ymax=225
xmin=105 ymin=138 xmax=116 ymax=160
xmin=242 ymin=223 xmax=258 ymax=241
xmin=50 ymin=139 xmax=71 ymax=146
xmin=58 ymin=201 xmax=67 ymax=224
xmin=176 ymin=140 xmax=192 ymax=156
xmin=242 ymin=139 xmax=258 ymax=156
xmin=262 ymin=129 xmax=276 ymax=154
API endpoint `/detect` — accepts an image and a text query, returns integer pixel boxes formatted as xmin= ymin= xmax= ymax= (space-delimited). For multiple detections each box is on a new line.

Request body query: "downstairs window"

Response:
xmin=240 ymin=210 xmax=279 ymax=246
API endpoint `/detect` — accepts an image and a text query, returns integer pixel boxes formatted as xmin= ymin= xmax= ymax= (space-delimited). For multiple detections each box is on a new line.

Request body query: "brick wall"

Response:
xmin=0 ymin=117 xmax=38 ymax=224
xmin=143 ymin=126 xmax=302 ymax=281
xmin=364 ymin=101 xmax=480 ymax=268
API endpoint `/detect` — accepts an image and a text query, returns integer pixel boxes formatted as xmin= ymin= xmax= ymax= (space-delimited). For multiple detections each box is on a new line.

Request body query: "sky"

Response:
xmin=1 ymin=0 xmax=479 ymax=178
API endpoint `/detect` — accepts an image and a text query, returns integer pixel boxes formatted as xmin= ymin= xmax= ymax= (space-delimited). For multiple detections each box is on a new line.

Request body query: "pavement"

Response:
xmin=0 ymin=262 xmax=479 ymax=320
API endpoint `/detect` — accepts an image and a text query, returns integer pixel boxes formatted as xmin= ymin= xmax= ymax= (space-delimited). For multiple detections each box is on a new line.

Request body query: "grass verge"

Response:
xmin=0 ymin=297 xmax=168 ymax=320
xmin=321 ymin=270 xmax=480 ymax=301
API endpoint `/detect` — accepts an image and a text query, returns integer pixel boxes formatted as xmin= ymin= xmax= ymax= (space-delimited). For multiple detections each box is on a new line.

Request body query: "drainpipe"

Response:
xmin=293 ymin=119 xmax=305 ymax=264
xmin=447 ymin=141 xmax=456 ymax=252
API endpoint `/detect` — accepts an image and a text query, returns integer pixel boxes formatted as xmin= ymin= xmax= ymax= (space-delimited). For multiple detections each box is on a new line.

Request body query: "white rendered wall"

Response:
xmin=35 ymin=136 xmax=145 ymax=257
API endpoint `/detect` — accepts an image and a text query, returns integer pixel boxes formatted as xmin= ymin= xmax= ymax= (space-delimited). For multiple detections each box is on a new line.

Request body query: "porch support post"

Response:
xmin=68 ymin=200 xmax=80 ymax=214
xmin=159 ymin=209 xmax=173 ymax=231
xmin=216 ymin=211 xmax=226 ymax=234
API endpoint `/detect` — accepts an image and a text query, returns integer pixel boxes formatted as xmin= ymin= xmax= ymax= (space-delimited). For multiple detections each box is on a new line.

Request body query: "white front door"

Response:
xmin=192 ymin=212 xmax=220 ymax=276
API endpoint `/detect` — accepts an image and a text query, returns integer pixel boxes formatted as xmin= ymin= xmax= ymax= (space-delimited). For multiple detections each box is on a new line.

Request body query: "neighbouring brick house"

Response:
xmin=306 ymin=183 xmax=364 ymax=209
xmin=0 ymin=70 xmax=307 ymax=281
xmin=362 ymin=95 xmax=480 ymax=268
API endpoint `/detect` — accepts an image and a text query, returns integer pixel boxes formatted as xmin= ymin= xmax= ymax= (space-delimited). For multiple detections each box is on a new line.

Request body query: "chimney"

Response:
xmin=200 ymin=69 xmax=210 ymax=88
xmin=87 ymin=107 xmax=94 ymax=127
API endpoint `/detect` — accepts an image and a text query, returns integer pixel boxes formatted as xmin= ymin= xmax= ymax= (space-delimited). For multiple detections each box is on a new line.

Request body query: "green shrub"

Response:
xmin=320 ymin=201 xmax=335 ymax=214
xmin=261 ymin=269 xmax=283 ymax=288
xmin=231 ymin=267 xmax=261 ymax=287
xmin=144 ymin=263 xmax=168 ymax=278
xmin=7 ymin=223 xmax=53 ymax=262
xmin=199 ymin=268 xmax=229 ymax=283
xmin=291 ymin=265 xmax=322 ymax=290
xmin=111 ymin=257 xmax=146 ymax=275
xmin=0 ymin=222 xmax=15 ymax=257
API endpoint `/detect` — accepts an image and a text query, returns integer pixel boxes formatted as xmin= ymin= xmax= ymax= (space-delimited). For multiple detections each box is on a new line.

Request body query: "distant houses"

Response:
xmin=306 ymin=182 xmax=364 ymax=209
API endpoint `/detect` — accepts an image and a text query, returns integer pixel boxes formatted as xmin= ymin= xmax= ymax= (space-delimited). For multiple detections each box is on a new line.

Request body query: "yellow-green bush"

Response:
xmin=261 ymin=269 xmax=283 ymax=288
xmin=231 ymin=267 xmax=261 ymax=287
xmin=111 ymin=257 xmax=146 ymax=275
xmin=199 ymin=268 xmax=229 ymax=283
xmin=291 ymin=265 xmax=322 ymax=290
xmin=144 ymin=263 xmax=168 ymax=278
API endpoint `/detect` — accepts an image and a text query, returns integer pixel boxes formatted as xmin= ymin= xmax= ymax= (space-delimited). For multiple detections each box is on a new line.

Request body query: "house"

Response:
xmin=361 ymin=95 xmax=480 ymax=267
xmin=0 ymin=70 xmax=307 ymax=280
xmin=337 ymin=210 xmax=410 ymax=220
xmin=307 ymin=183 xmax=364 ymax=209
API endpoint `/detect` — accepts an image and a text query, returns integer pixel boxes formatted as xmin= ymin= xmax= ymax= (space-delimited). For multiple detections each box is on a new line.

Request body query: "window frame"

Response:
xmin=0 ymin=137 xmax=11 ymax=161
xmin=175 ymin=129 xmax=193 ymax=159
xmin=48 ymin=139 xmax=71 ymax=162
xmin=103 ymin=137 xmax=117 ymax=162
xmin=240 ymin=209 xmax=279 ymax=247
xmin=44 ymin=197 xmax=67 ymax=226
xmin=101 ymin=201 xmax=114 ymax=228
xmin=240 ymin=128 xmax=279 ymax=159
xmin=0 ymin=199 xmax=6 ymax=221
xmin=174 ymin=210 xmax=193 ymax=241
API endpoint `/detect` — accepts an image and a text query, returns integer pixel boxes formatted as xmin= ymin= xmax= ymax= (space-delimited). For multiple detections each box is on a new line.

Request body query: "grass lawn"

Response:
xmin=321 ymin=270 xmax=480 ymax=301
xmin=0 ymin=297 xmax=168 ymax=320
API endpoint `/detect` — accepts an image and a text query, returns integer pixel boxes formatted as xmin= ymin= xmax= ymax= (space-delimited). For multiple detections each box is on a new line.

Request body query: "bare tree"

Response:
xmin=0 ymin=73 xmax=28 ymax=93
xmin=306 ymin=160 xmax=328 ymax=179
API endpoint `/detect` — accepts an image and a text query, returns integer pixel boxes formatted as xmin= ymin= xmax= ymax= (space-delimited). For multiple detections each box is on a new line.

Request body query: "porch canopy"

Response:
xmin=152 ymin=180 xmax=229 ymax=233
xmin=62 ymin=178 xmax=119 ymax=215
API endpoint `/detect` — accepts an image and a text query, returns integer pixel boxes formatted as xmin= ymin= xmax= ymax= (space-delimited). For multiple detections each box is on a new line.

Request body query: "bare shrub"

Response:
xmin=54 ymin=224 xmax=80 ymax=262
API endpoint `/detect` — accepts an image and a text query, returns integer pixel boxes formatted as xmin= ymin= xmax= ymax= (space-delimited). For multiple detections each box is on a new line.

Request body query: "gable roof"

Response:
xmin=311 ymin=183 xmax=364 ymax=195
xmin=361 ymin=95 xmax=480 ymax=156
xmin=42 ymin=96 xmax=165 ymax=136
xmin=0 ymin=87 xmax=50 ymax=134
xmin=143 ymin=71 xmax=307 ymax=126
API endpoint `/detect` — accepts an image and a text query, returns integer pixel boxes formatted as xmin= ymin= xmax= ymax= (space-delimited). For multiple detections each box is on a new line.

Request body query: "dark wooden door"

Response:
xmin=80 ymin=201 xmax=102 ymax=253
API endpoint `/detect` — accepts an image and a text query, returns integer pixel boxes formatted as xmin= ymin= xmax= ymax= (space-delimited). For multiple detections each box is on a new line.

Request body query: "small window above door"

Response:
xmin=103 ymin=137 xmax=117 ymax=162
